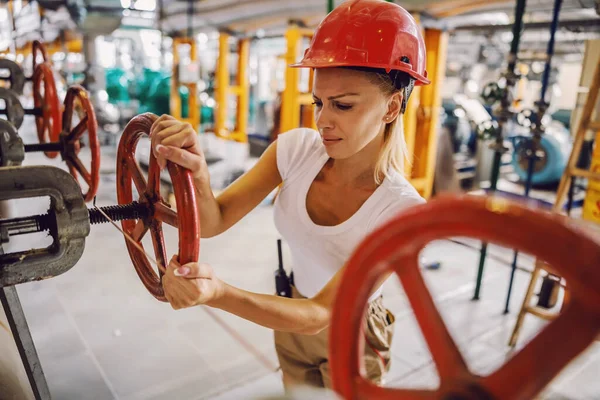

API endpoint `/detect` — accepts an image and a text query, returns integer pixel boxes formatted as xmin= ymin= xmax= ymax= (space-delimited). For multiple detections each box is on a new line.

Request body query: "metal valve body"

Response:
xmin=0 ymin=166 xmax=90 ymax=286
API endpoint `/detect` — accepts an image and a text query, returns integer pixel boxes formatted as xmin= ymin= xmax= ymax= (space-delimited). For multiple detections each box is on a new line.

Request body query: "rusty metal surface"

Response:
xmin=60 ymin=85 xmax=100 ymax=202
xmin=0 ymin=87 xmax=25 ymax=129
xmin=0 ymin=59 xmax=26 ymax=95
xmin=116 ymin=113 xmax=200 ymax=301
xmin=31 ymin=40 xmax=49 ymax=73
xmin=32 ymin=62 xmax=62 ymax=159
xmin=0 ymin=119 xmax=24 ymax=167
xmin=0 ymin=165 xmax=89 ymax=287
xmin=330 ymin=194 xmax=600 ymax=400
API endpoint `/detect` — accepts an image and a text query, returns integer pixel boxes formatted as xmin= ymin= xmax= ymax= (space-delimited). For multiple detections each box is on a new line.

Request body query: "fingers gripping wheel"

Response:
xmin=32 ymin=62 xmax=62 ymax=158
xmin=61 ymin=85 xmax=100 ymax=202
xmin=116 ymin=113 xmax=200 ymax=301
xmin=330 ymin=195 xmax=600 ymax=400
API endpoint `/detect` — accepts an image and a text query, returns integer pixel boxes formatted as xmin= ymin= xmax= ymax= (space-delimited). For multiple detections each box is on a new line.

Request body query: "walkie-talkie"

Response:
xmin=274 ymin=239 xmax=292 ymax=298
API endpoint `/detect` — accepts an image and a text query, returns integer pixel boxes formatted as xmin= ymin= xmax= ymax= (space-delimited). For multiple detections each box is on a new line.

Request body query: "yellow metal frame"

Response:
xmin=170 ymin=37 xmax=199 ymax=128
xmin=0 ymin=36 xmax=82 ymax=57
xmin=214 ymin=33 xmax=249 ymax=143
xmin=279 ymin=25 xmax=316 ymax=134
xmin=411 ymin=28 xmax=448 ymax=199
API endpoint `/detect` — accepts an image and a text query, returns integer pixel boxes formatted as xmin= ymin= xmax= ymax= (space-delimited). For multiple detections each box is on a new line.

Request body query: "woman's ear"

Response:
xmin=384 ymin=92 xmax=403 ymax=123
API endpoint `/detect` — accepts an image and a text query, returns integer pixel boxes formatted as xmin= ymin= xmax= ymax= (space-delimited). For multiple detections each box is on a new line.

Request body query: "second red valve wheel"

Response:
xmin=0 ymin=85 xmax=100 ymax=202
xmin=329 ymin=195 xmax=600 ymax=400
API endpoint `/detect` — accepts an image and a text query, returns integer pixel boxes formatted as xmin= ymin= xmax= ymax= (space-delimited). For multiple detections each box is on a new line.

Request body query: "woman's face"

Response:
xmin=312 ymin=68 xmax=400 ymax=160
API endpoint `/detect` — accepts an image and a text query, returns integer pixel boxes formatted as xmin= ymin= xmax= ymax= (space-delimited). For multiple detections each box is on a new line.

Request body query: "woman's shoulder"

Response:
xmin=381 ymin=172 xmax=426 ymax=208
xmin=369 ymin=174 xmax=425 ymax=231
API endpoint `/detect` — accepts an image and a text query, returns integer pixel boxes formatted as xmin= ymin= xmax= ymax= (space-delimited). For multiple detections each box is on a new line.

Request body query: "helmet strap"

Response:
xmin=402 ymin=79 xmax=415 ymax=113
xmin=389 ymin=69 xmax=415 ymax=113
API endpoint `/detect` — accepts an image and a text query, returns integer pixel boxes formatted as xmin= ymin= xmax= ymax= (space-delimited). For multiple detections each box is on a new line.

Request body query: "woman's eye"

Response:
xmin=336 ymin=103 xmax=353 ymax=111
xmin=312 ymin=101 xmax=323 ymax=108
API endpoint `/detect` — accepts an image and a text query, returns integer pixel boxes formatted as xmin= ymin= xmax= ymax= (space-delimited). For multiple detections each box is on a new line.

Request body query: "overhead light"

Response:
xmin=121 ymin=0 xmax=131 ymax=8
xmin=454 ymin=109 xmax=466 ymax=118
xmin=449 ymin=12 xmax=510 ymax=28
xmin=531 ymin=61 xmax=545 ymax=74
xmin=197 ymin=33 xmax=208 ymax=44
xmin=518 ymin=63 xmax=530 ymax=75
xmin=447 ymin=61 xmax=462 ymax=72
xmin=501 ymin=32 xmax=513 ymax=43
xmin=552 ymin=85 xmax=562 ymax=98
xmin=466 ymin=80 xmax=479 ymax=94
xmin=133 ymin=0 xmax=156 ymax=11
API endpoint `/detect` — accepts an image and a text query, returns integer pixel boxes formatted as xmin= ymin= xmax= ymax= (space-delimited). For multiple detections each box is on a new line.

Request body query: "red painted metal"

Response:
xmin=31 ymin=40 xmax=49 ymax=72
xmin=290 ymin=0 xmax=429 ymax=86
xmin=32 ymin=62 xmax=62 ymax=158
xmin=61 ymin=85 xmax=100 ymax=202
xmin=116 ymin=113 xmax=200 ymax=301
xmin=330 ymin=194 xmax=600 ymax=400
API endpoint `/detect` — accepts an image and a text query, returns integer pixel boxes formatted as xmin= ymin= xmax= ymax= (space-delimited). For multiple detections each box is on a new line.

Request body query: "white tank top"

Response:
xmin=273 ymin=128 xmax=425 ymax=300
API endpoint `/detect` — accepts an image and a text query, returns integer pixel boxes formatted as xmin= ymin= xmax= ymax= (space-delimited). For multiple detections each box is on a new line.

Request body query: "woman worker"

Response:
xmin=151 ymin=0 xmax=430 ymax=390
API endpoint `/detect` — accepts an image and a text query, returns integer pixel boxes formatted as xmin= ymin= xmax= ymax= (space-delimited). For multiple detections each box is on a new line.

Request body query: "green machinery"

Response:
xmin=104 ymin=67 xmax=214 ymax=124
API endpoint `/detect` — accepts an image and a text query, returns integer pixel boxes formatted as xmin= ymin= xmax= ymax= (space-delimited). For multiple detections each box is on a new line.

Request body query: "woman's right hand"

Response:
xmin=150 ymin=114 xmax=209 ymax=183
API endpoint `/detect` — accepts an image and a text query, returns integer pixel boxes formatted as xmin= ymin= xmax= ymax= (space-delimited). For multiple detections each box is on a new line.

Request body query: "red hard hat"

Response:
xmin=290 ymin=0 xmax=430 ymax=86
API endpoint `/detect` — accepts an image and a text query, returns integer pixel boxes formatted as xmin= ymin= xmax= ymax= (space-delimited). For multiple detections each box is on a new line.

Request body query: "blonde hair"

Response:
xmin=375 ymin=117 xmax=409 ymax=184
xmin=366 ymin=70 xmax=412 ymax=185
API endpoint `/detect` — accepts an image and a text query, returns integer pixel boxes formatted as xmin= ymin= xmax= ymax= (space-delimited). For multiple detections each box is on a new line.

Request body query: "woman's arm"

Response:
xmin=151 ymin=115 xmax=282 ymax=238
xmin=213 ymin=285 xmax=331 ymax=335
xmin=163 ymin=257 xmax=332 ymax=334
xmin=163 ymin=257 xmax=392 ymax=335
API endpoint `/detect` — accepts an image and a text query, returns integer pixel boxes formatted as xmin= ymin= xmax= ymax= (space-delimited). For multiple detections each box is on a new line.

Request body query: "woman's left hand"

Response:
xmin=162 ymin=256 xmax=224 ymax=310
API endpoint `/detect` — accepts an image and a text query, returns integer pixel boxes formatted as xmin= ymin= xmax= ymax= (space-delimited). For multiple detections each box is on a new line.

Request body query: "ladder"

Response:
xmin=509 ymin=58 xmax=600 ymax=347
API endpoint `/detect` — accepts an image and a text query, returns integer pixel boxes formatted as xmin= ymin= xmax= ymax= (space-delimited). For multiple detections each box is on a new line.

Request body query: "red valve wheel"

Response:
xmin=31 ymin=40 xmax=50 ymax=72
xmin=330 ymin=195 xmax=600 ymax=400
xmin=32 ymin=62 xmax=62 ymax=158
xmin=116 ymin=113 xmax=200 ymax=301
xmin=61 ymin=85 xmax=100 ymax=202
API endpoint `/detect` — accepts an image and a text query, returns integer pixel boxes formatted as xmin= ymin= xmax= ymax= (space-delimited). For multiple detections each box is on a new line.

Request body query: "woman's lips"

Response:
xmin=323 ymin=138 xmax=342 ymax=146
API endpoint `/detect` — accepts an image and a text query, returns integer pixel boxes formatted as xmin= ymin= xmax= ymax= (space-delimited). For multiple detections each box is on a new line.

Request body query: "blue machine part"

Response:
xmin=509 ymin=124 xmax=571 ymax=185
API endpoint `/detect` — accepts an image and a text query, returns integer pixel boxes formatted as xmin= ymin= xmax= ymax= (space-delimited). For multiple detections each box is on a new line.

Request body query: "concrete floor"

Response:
xmin=2 ymin=122 xmax=600 ymax=399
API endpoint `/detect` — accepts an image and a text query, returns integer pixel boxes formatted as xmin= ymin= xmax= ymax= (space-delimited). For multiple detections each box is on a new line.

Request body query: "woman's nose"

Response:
xmin=315 ymin=106 xmax=334 ymax=131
